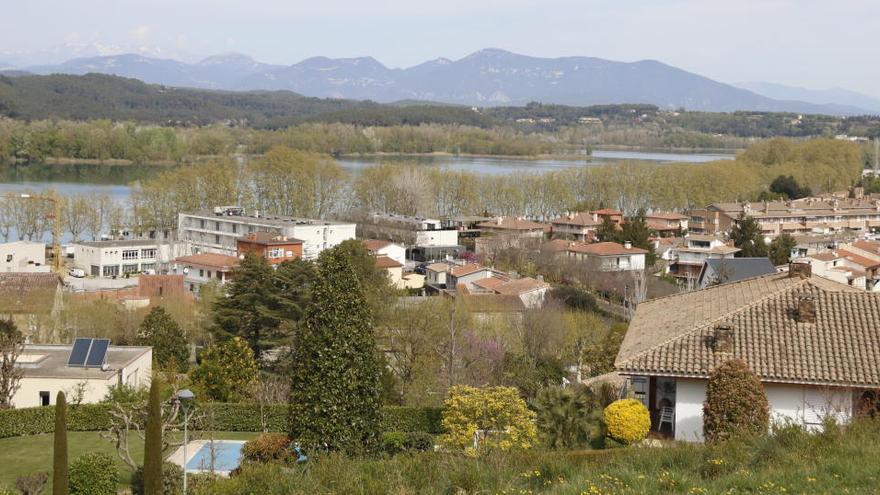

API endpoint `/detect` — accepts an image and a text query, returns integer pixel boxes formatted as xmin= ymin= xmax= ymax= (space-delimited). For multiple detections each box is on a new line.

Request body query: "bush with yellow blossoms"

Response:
xmin=439 ymin=386 xmax=537 ymax=456
xmin=603 ymin=398 xmax=650 ymax=445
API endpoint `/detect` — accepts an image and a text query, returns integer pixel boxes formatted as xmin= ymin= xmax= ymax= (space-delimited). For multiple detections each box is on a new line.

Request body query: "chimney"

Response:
xmin=712 ymin=324 xmax=734 ymax=353
xmin=592 ymin=213 xmax=599 ymax=222
xmin=789 ymin=261 xmax=811 ymax=279
xmin=624 ymin=241 xmax=632 ymax=249
xmin=797 ymin=294 xmax=817 ymax=324
xmin=496 ymin=216 xmax=503 ymax=225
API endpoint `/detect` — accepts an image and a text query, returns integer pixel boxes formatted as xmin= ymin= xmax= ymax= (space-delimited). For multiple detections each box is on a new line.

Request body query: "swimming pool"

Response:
xmin=183 ymin=440 xmax=246 ymax=474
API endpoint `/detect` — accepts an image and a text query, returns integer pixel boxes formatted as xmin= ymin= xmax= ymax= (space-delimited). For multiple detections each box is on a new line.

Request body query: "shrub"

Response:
xmin=381 ymin=432 xmax=407 ymax=455
xmin=603 ymin=399 xmax=650 ymax=445
xmin=534 ymin=386 xmax=599 ymax=449
xmin=703 ymin=359 xmax=769 ymax=442
xmin=439 ymin=386 xmax=537 ymax=455
xmin=241 ymin=433 xmax=292 ymax=463
xmin=403 ymin=432 xmax=434 ymax=452
xmin=136 ymin=306 xmax=189 ymax=372
xmin=15 ymin=471 xmax=48 ymax=495
xmin=191 ymin=337 xmax=259 ymax=402
xmin=132 ymin=462 xmax=184 ymax=495
xmin=68 ymin=453 xmax=117 ymax=495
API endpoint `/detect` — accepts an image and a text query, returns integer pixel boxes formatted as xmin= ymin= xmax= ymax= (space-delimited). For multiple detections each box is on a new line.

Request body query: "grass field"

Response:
xmin=0 ymin=431 xmax=259 ymax=489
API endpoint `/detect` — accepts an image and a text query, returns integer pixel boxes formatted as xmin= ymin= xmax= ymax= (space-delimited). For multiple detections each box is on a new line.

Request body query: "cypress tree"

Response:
xmin=143 ymin=378 xmax=163 ymax=495
xmin=288 ymin=245 xmax=382 ymax=454
xmin=52 ymin=391 xmax=68 ymax=495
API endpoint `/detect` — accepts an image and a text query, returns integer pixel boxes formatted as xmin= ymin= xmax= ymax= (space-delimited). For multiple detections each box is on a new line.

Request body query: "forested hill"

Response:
xmin=0 ymin=73 xmax=370 ymax=126
xmin=0 ymin=73 xmax=501 ymax=128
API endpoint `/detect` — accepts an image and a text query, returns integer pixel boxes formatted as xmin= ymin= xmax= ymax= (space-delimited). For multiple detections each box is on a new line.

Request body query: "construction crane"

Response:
xmin=17 ymin=192 xmax=63 ymax=273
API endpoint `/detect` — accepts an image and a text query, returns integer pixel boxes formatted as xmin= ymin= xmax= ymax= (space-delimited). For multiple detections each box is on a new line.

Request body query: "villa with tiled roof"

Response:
xmin=615 ymin=264 xmax=880 ymax=442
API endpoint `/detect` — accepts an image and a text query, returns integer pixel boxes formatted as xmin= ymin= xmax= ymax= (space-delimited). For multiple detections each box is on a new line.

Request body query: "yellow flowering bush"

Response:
xmin=603 ymin=399 xmax=650 ymax=445
xmin=439 ymin=386 xmax=537 ymax=456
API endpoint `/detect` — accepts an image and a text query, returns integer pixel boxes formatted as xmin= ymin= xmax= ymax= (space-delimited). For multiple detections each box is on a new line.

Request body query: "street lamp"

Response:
xmin=175 ymin=389 xmax=195 ymax=495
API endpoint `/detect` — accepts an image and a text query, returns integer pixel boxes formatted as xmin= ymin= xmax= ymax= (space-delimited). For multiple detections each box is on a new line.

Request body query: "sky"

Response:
xmin=2 ymin=0 xmax=878 ymax=97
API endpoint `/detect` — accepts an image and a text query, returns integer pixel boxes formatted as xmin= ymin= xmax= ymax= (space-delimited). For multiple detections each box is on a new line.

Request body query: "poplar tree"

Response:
xmin=143 ymin=378 xmax=163 ymax=495
xmin=288 ymin=245 xmax=382 ymax=453
xmin=52 ymin=391 xmax=68 ymax=495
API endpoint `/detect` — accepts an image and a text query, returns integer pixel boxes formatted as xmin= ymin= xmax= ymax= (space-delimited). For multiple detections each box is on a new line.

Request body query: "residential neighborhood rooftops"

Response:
xmin=449 ymin=263 xmax=485 ymax=277
xmin=852 ymin=240 xmax=880 ymax=255
xmin=838 ymin=249 xmax=880 ymax=269
xmin=476 ymin=217 xmax=551 ymax=231
xmin=568 ymin=241 xmax=649 ymax=256
xmin=425 ymin=262 xmax=450 ymax=273
xmin=615 ymin=271 xmax=876 ymax=387
xmin=175 ymin=253 xmax=240 ymax=270
xmin=550 ymin=212 xmax=599 ymax=227
xmin=17 ymin=343 xmax=151 ymax=379
xmin=810 ymin=252 xmax=842 ymax=262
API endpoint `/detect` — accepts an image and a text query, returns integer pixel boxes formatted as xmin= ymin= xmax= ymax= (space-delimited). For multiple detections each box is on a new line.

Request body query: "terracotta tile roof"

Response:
xmin=852 ymin=240 xmax=880 ymax=255
xmin=476 ymin=217 xmax=551 ymax=232
xmin=810 ymin=252 xmax=841 ymax=262
xmin=550 ymin=212 xmax=599 ymax=227
xmin=240 ymin=232 xmax=303 ymax=246
xmin=543 ymin=239 xmax=580 ymax=253
xmin=449 ymin=263 xmax=486 ymax=277
xmin=374 ymin=255 xmax=403 ymax=269
xmin=425 ymin=262 xmax=449 ymax=273
xmin=647 ymin=219 xmax=681 ymax=231
xmin=591 ymin=208 xmax=623 ymax=216
xmin=362 ymin=239 xmax=394 ymax=251
xmin=615 ymin=272 xmax=877 ymax=387
xmin=472 ymin=276 xmax=509 ymax=291
xmin=646 ymin=212 xmax=688 ymax=220
xmin=838 ymin=249 xmax=880 ymax=269
xmin=568 ymin=241 xmax=649 ymax=256
xmin=494 ymin=277 xmax=550 ymax=295
xmin=175 ymin=253 xmax=240 ymax=270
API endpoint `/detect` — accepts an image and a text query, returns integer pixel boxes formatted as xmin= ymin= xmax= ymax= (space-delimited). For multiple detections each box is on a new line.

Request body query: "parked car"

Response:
xmin=68 ymin=268 xmax=86 ymax=278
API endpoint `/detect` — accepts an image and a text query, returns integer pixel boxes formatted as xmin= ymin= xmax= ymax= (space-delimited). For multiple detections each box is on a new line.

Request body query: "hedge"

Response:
xmin=0 ymin=404 xmax=443 ymax=439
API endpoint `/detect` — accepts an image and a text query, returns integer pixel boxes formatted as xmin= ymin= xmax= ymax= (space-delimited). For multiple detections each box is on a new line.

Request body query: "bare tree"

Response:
xmin=248 ymin=373 xmax=290 ymax=432
xmin=0 ymin=319 xmax=24 ymax=409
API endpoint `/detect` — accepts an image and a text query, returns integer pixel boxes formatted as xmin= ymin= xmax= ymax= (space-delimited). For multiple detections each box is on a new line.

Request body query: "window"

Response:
xmin=207 ymin=270 xmax=212 ymax=278
xmin=5 ymin=254 xmax=11 ymax=262
xmin=214 ymin=235 xmax=221 ymax=245
xmin=141 ymin=248 xmax=157 ymax=259
xmin=199 ymin=219 xmax=206 ymax=229
xmin=232 ymin=224 xmax=238 ymax=234
xmin=268 ymin=248 xmax=284 ymax=258
xmin=215 ymin=221 xmax=221 ymax=231
xmin=199 ymin=269 xmax=204 ymax=278
xmin=631 ymin=377 xmax=649 ymax=407
xmin=122 ymin=250 xmax=138 ymax=260
xmin=39 ymin=391 xmax=50 ymax=407
xmin=91 ymin=265 xmax=100 ymax=277
xmin=140 ymin=263 xmax=155 ymax=272
xmin=216 ymin=271 xmax=223 ymax=280
xmin=102 ymin=265 xmax=120 ymax=277
xmin=122 ymin=264 xmax=139 ymax=274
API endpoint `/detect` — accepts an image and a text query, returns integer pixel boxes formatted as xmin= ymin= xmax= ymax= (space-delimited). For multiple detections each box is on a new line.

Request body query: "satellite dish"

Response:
xmin=182 ymin=267 xmax=190 ymax=274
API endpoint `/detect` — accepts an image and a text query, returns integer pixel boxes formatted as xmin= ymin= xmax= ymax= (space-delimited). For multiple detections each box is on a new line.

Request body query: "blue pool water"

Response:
xmin=185 ymin=441 xmax=245 ymax=472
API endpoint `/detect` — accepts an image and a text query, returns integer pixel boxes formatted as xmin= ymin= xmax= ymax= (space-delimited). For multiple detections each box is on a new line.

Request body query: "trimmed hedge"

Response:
xmin=0 ymin=403 xmax=443 ymax=439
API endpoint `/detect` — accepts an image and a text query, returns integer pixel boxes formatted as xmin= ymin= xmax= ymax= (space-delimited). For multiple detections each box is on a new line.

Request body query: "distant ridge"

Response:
xmin=12 ymin=49 xmax=875 ymax=115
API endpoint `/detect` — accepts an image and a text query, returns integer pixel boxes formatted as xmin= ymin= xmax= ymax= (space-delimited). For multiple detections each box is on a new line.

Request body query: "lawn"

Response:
xmin=0 ymin=431 xmax=259 ymax=489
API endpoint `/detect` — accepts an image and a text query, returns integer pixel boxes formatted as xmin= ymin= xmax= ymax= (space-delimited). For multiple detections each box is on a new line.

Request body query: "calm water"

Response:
xmin=0 ymin=150 xmax=734 ymax=200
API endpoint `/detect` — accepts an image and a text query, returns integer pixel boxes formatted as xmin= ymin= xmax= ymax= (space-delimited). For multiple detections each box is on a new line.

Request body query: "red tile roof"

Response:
xmin=551 ymin=212 xmax=599 ymax=227
xmin=568 ymin=241 xmax=649 ymax=256
xmin=374 ymin=255 xmax=403 ymax=269
xmin=449 ymin=263 xmax=486 ymax=277
xmin=838 ymin=249 xmax=880 ymax=269
xmin=362 ymin=239 xmax=395 ymax=251
xmin=591 ymin=208 xmax=623 ymax=216
xmin=175 ymin=253 xmax=240 ymax=270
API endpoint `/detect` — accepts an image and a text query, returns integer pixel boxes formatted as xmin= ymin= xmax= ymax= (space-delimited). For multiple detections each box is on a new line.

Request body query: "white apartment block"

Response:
xmin=0 ymin=241 xmax=49 ymax=273
xmin=178 ymin=207 xmax=356 ymax=260
xmin=72 ymin=240 xmax=183 ymax=277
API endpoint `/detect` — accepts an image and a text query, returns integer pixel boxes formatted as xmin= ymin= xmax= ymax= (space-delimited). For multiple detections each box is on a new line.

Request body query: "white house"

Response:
xmin=13 ymin=341 xmax=152 ymax=408
xmin=178 ymin=207 xmax=356 ymax=260
xmin=0 ymin=241 xmax=49 ymax=273
xmin=72 ymin=239 xmax=183 ymax=278
xmin=615 ymin=266 xmax=877 ymax=442
xmin=362 ymin=239 xmax=406 ymax=266
xmin=172 ymin=253 xmax=240 ymax=295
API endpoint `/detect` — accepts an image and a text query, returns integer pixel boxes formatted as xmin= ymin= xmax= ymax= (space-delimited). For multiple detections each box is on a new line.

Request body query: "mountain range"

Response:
xmin=7 ymin=48 xmax=876 ymax=115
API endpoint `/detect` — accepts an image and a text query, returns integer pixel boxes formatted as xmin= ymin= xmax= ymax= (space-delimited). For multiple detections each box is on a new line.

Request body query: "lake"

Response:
xmin=0 ymin=150 xmax=734 ymax=201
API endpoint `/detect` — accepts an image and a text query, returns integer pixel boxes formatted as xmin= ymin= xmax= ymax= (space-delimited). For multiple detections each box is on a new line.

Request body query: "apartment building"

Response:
xmin=236 ymin=232 xmax=303 ymax=265
xmin=692 ymin=198 xmax=880 ymax=238
xmin=667 ymin=235 xmax=740 ymax=280
xmin=646 ymin=212 xmax=688 ymax=236
xmin=72 ymin=239 xmax=183 ymax=277
xmin=550 ymin=212 xmax=600 ymax=241
xmin=178 ymin=207 xmax=355 ymax=260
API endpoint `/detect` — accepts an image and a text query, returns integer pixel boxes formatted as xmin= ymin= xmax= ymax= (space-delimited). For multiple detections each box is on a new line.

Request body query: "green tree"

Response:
xmin=703 ymin=359 xmax=769 ymax=442
xmin=619 ymin=210 xmax=657 ymax=265
xmin=534 ymin=386 xmax=597 ymax=449
xmin=0 ymin=318 xmax=24 ymax=409
xmin=53 ymin=391 xmax=68 ymax=495
xmin=595 ymin=215 xmax=619 ymax=243
xmin=191 ymin=337 xmax=259 ymax=402
xmin=769 ymin=175 xmax=811 ymax=199
xmin=136 ymin=307 xmax=189 ymax=372
xmin=212 ymin=253 xmax=280 ymax=359
xmin=730 ymin=214 xmax=768 ymax=258
xmin=143 ymin=378 xmax=162 ymax=495
xmin=271 ymin=258 xmax=317 ymax=322
xmin=768 ymin=233 xmax=796 ymax=266
xmin=288 ymin=245 xmax=382 ymax=454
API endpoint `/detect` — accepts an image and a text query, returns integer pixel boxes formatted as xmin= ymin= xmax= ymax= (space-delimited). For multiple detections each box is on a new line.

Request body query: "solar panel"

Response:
xmin=85 ymin=339 xmax=110 ymax=368
xmin=67 ymin=338 xmax=92 ymax=366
